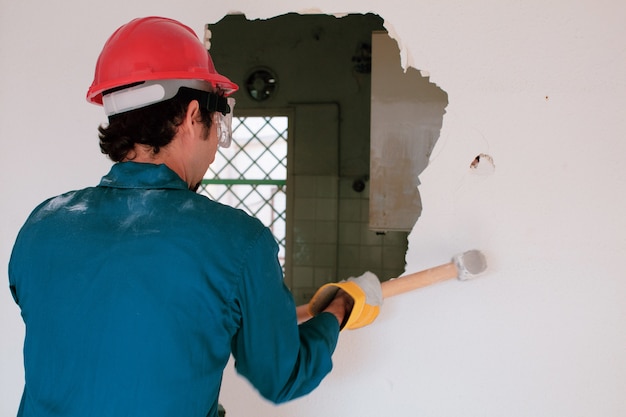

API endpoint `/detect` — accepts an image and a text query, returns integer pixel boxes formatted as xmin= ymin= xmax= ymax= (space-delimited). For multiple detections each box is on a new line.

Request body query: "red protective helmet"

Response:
xmin=86 ymin=16 xmax=238 ymax=107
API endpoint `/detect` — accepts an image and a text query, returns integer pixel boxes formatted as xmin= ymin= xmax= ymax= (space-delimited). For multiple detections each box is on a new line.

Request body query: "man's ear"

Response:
xmin=182 ymin=100 xmax=201 ymax=132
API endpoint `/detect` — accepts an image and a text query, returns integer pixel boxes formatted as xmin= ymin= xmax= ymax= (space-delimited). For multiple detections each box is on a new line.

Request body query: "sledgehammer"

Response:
xmin=296 ymin=250 xmax=487 ymax=323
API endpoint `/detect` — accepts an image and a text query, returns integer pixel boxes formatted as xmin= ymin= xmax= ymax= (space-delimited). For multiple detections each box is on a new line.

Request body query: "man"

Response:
xmin=8 ymin=16 xmax=381 ymax=417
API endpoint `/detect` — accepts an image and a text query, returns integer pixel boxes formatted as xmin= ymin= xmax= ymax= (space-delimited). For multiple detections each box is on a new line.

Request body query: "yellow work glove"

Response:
xmin=308 ymin=271 xmax=383 ymax=330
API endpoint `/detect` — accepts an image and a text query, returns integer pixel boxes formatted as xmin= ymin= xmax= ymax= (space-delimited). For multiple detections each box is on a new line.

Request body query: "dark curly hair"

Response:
xmin=98 ymin=89 xmax=213 ymax=162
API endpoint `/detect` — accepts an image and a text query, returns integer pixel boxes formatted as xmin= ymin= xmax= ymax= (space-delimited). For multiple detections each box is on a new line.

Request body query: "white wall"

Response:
xmin=2 ymin=1 xmax=625 ymax=416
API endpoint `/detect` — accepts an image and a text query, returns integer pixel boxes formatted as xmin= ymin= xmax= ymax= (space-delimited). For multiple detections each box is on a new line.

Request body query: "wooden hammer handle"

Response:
xmin=296 ymin=261 xmax=459 ymax=323
xmin=381 ymin=261 xmax=458 ymax=297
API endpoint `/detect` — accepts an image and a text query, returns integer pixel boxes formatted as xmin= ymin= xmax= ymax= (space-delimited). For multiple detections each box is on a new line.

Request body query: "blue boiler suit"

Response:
xmin=9 ymin=162 xmax=340 ymax=417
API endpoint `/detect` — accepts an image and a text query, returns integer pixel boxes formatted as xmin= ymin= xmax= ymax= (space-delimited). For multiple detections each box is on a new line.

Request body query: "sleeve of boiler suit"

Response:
xmin=230 ymin=227 xmax=340 ymax=403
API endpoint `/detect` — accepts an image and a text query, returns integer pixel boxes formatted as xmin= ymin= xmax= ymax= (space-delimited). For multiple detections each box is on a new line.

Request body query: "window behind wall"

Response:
xmin=198 ymin=113 xmax=289 ymax=267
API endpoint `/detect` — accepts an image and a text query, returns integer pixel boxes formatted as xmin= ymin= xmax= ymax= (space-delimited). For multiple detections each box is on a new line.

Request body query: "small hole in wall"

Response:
xmin=470 ymin=153 xmax=495 ymax=175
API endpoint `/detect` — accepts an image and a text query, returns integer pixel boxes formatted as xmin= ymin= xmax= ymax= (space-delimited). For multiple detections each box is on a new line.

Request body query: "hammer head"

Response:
xmin=453 ymin=250 xmax=487 ymax=280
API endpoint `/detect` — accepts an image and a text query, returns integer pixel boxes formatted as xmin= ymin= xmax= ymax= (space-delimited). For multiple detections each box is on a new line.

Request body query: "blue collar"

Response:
xmin=98 ymin=162 xmax=189 ymax=190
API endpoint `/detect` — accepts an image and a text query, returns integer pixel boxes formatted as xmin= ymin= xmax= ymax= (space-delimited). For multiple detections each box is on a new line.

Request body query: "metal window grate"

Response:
xmin=198 ymin=116 xmax=288 ymax=265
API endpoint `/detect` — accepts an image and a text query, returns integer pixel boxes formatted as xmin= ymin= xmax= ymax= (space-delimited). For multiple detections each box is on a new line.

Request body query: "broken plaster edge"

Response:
xmin=380 ymin=19 xmax=413 ymax=73
xmin=223 ymin=8 xmax=423 ymax=75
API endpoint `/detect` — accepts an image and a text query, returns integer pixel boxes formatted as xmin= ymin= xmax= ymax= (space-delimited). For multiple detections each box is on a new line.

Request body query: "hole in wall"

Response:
xmin=205 ymin=12 xmax=447 ymax=303
xmin=470 ymin=153 xmax=495 ymax=175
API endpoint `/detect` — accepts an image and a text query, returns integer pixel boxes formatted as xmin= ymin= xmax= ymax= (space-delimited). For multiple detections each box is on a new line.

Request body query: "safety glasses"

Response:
xmin=215 ymin=97 xmax=236 ymax=148
xmin=194 ymin=89 xmax=235 ymax=148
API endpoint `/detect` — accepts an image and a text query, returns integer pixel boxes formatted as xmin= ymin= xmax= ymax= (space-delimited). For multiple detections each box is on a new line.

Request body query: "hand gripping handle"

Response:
xmin=296 ymin=261 xmax=459 ymax=323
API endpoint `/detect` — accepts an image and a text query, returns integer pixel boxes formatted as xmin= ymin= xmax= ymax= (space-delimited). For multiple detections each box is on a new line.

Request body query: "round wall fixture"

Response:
xmin=245 ymin=68 xmax=278 ymax=101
